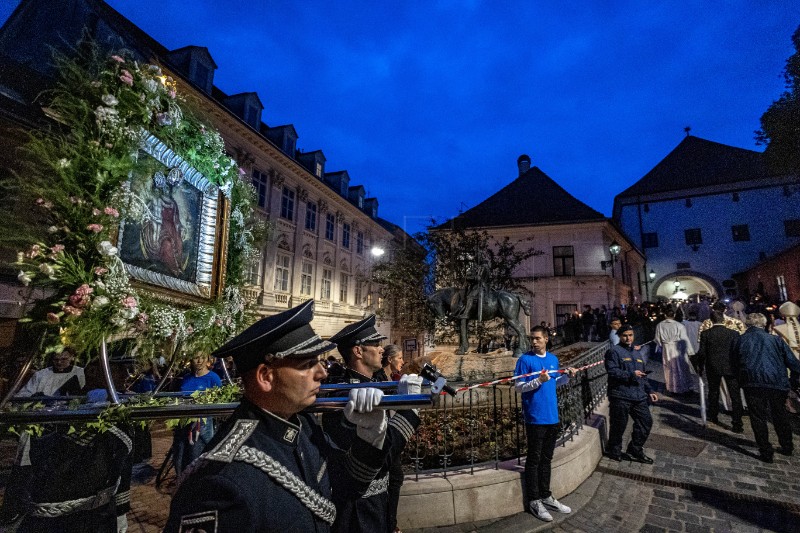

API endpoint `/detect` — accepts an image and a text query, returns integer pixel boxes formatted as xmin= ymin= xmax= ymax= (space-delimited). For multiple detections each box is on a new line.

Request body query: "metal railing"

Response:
xmin=402 ymin=341 xmax=610 ymax=478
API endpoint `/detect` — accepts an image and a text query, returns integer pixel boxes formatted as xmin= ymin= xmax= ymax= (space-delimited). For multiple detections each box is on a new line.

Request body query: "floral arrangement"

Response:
xmin=8 ymin=45 xmax=265 ymax=365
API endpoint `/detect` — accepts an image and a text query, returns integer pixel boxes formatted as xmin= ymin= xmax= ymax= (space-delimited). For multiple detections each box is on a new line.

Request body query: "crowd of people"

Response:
xmin=3 ymin=293 xmax=800 ymax=529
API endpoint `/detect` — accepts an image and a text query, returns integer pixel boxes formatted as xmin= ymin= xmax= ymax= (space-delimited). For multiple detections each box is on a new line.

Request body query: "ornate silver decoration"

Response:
xmin=235 ymin=445 xmax=336 ymax=525
xmin=363 ymin=473 xmax=389 ymax=498
xmin=205 ymin=419 xmax=258 ymax=463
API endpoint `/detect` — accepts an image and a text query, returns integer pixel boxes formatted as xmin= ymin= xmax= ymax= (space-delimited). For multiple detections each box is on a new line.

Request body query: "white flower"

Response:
xmin=98 ymin=241 xmax=118 ymax=256
xmin=47 ymin=226 xmax=59 ymax=234
xmin=16 ymin=252 xmax=24 ymax=263
xmin=101 ymin=94 xmax=119 ymax=107
xmin=143 ymin=78 xmax=159 ymax=94
xmin=38 ymin=263 xmax=55 ymax=276
xmin=17 ymin=271 xmax=31 ymax=286
xmin=120 ymin=307 xmax=138 ymax=320
xmin=93 ymin=295 xmax=110 ymax=308
xmin=58 ymin=158 xmax=70 ymax=168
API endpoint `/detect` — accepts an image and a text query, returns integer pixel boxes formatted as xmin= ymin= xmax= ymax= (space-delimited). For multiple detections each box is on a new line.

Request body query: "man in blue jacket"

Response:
xmin=605 ymin=324 xmax=658 ymax=463
xmin=735 ymin=313 xmax=800 ymax=462
xmin=515 ymin=325 xmax=576 ymax=522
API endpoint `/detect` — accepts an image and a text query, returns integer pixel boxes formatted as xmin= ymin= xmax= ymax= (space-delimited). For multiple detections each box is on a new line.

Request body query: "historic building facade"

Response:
xmin=438 ymin=155 xmax=645 ymax=331
xmin=613 ymin=135 xmax=800 ymax=302
xmin=0 ymin=0 xmax=407 ymax=350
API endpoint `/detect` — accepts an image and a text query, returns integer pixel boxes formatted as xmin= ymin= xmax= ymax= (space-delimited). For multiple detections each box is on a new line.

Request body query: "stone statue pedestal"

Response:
xmin=425 ymin=345 xmax=518 ymax=382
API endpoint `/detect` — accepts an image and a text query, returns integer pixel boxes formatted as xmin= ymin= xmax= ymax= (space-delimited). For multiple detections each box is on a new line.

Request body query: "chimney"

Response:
xmin=517 ymin=154 xmax=531 ymax=176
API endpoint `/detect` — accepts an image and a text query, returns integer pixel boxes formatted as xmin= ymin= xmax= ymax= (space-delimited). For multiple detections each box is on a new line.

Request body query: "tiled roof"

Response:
xmin=436 ymin=166 xmax=605 ymax=230
xmin=617 ymin=136 xmax=767 ymax=199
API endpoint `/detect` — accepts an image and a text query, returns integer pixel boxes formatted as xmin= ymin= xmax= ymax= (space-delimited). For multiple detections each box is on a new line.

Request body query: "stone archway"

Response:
xmin=652 ymin=270 xmax=722 ymax=302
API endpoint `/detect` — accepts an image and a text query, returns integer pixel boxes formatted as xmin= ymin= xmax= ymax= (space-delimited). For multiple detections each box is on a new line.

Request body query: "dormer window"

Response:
xmin=315 ymin=162 xmax=322 ymax=177
xmin=166 ymin=46 xmax=217 ymax=94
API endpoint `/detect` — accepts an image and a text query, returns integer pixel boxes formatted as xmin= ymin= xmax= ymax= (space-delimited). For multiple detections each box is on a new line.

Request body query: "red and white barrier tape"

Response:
xmin=447 ymin=359 xmax=606 ymax=394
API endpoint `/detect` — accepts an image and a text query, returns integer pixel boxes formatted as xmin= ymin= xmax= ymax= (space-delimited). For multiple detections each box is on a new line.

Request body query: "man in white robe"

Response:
xmin=655 ymin=308 xmax=696 ymax=394
xmin=16 ymin=347 xmax=85 ymax=397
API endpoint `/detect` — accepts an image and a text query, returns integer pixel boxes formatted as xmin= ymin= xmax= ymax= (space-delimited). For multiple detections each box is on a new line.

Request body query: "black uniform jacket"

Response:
xmin=605 ymin=343 xmax=652 ymax=402
xmin=165 ymin=398 xmax=389 ymax=533
xmin=322 ymin=368 xmax=420 ymax=533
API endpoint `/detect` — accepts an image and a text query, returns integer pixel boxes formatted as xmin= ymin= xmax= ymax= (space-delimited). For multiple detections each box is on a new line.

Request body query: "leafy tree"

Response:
xmin=756 ymin=24 xmax=800 ymax=175
xmin=370 ymin=220 xmax=540 ymax=346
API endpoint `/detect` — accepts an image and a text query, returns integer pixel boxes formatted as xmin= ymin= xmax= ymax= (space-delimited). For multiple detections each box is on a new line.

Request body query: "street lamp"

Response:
xmin=370 ymin=245 xmax=386 ymax=258
xmin=649 ymin=269 xmax=656 ymax=281
xmin=601 ymin=241 xmax=622 ymax=276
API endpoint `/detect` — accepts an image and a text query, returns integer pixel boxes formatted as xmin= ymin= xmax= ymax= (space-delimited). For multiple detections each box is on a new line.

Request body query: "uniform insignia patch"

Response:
xmin=349 ymin=378 xmax=360 ymax=383
xmin=283 ymin=427 xmax=298 ymax=443
xmin=179 ymin=509 xmax=218 ymax=532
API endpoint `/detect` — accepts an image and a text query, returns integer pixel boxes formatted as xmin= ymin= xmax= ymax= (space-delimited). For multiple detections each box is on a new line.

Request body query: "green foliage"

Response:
xmin=756 ymin=25 xmax=800 ymax=175
xmin=3 ymin=42 xmax=262 ymax=367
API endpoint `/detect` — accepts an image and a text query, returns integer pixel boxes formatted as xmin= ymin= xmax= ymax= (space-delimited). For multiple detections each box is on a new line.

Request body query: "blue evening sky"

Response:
xmin=3 ymin=1 xmax=799 ymax=235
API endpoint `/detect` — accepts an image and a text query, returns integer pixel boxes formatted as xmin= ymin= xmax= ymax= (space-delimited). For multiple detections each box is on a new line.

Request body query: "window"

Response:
xmin=356 ymin=232 xmax=364 ymax=254
xmin=246 ymin=252 xmax=262 ymax=286
xmin=321 ymin=268 xmax=332 ymax=300
xmin=642 ymin=232 xmax=659 ymax=248
xmin=342 ymin=223 xmax=351 ymax=249
xmin=731 ymin=224 xmax=750 ymax=242
xmin=325 ymin=213 xmax=335 ymax=240
xmin=785 ymin=219 xmax=800 ymax=237
xmin=684 ymin=228 xmax=702 ymax=246
xmin=315 ymin=162 xmax=322 ymax=177
xmin=252 ymin=169 xmax=268 ymax=209
xmin=301 ymin=262 xmax=313 ymax=296
xmin=280 ymin=187 xmax=295 ymax=220
xmin=354 ymin=280 xmax=363 ymax=304
xmin=273 ymin=254 xmax=290 ymax=292
xmin=553 ymin=246 xmax=574 ymax=277
xmin=339 ymin=273 xmax=349 ymax=303
xmin=777 ymin=275 xmax=788 ymax=302
xmin=305 ymin=202 xmax=317 ymax=231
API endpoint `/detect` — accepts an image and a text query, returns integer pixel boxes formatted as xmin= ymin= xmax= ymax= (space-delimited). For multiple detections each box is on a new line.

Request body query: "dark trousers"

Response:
xmin=707 ymin=372 xmax=743 ymax=427
xmin=608 ymin=397 xmax=653 ymax=457
xmin=386 ymin=459 xmax=404 ymax=532
xmin=524 ymin=423 xmax=559 ymax=502
xmin=743 ymin=388 xmax=793 ymax=456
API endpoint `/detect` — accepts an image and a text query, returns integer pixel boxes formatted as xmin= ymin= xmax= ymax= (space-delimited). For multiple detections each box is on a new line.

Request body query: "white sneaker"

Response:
xmin=529 ymin=499 xmax=553 ymax=522
xmin=542 ymin=495 xmax=571 ymax=514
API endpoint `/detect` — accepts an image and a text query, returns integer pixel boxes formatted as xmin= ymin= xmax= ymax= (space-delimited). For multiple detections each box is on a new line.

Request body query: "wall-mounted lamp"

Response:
xmin=370 ymin=246 xmax=386 ymax=258
xmin=649 ymin=269 xmax=656 ymax=281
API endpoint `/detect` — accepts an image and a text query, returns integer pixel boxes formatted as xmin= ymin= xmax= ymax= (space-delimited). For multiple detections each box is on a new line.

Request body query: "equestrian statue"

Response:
xmin=426 ymin=253 xmax=531 ymax=355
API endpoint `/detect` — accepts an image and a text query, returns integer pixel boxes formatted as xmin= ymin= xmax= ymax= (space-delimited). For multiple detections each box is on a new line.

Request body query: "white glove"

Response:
xmin=344 ymin=387 xmax=387 ymax=449
xmin=397 ymin=374 xmax=423 ymax=395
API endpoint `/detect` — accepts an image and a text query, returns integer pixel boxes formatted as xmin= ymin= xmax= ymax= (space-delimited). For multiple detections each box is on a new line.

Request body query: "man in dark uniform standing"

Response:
xmin=324 ymin=315 xmax=421 ymax=533
xmin=605 ymin=324 xmax=659 ymax=463
xmin=165 ymin=300 xmax=391 ymax=532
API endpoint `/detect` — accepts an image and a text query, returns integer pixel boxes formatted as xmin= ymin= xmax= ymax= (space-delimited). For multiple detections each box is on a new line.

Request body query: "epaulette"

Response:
xmin=203 ymin=419 xmax=258 ymax=463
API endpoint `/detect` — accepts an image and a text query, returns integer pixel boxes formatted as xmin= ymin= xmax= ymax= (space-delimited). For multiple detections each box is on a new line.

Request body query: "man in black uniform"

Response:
xmin=165 ymin=300 xmax=391 ymax=532
xmin=324 ymin=315 xmax=421 ymax=533
xmin=605 ymin=324 xmax=659 ymax=463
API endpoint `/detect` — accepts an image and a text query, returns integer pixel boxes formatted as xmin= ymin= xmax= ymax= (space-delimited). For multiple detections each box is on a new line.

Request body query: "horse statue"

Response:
xmin=426 ymin=287 xmax=531 ymax=355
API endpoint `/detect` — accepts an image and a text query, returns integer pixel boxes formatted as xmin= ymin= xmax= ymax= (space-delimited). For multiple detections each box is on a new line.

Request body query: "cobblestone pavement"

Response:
xmin=406 ymin=349 xmax=800 ymax=533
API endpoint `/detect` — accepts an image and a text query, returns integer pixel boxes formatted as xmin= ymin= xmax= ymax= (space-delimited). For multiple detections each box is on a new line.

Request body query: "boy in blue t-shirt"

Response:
xmin=172 ymin=355 xmax=222 ymax=474
xmin=514 ymin=326 xmax=576 ymax=522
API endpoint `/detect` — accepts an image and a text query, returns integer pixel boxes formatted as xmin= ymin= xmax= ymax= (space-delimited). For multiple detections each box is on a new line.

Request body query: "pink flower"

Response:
xmin=69 ymin=294 xmax=89 ymax=308
xmin=50 ymin=244 xmax=65 ymax=254
xmin=111 ymin=55 xmax=125 ymax=63
xmin=120 ymin=70 xmax=134 ymax=86
xmin=168 ymin=89 xmax=176 ymax=99
xmin=137 ymin=312 xmax=149 ymax=322
xmin=238 ymin=167 xmax=246 ymax=177
xmin=62 ymin=305 xmax=83 ymax=316
xmin=92 ymin=208 xmax=101 ymax=216
xmin=47 ymin=312 xmax=60 ymax=324
xmin=35 ymin=198 xmax=44 ymax=205
xmin=121 ymin=295 xmax=138 ymax=308
xmin=94 ymin=266 xmax=108 ymax=276
xmin=26 ymin=244 xmax=41 ymax=259
xmin=103 ymin=206 xmax=119 ymax=217
xmin=87 ymin=223 xmax=104 ymax=233
xmin=75 ymin=284 xmax=93 ymax=297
